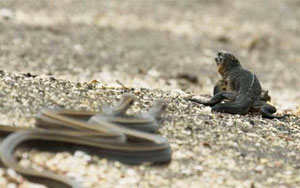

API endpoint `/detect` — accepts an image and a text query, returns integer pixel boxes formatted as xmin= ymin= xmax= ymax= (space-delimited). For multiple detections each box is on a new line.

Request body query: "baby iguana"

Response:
xmin=190 ymin=50 xmax=283 ymax=119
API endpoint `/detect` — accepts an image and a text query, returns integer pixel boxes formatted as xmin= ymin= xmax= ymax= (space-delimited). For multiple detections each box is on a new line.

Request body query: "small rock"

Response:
xmin=0 ymin=8 xmax=14 ymax=20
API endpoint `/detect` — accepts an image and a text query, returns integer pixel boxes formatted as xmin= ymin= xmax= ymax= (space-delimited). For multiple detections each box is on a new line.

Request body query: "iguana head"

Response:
xmin=215 ymin=50 xmax=241 ymax=77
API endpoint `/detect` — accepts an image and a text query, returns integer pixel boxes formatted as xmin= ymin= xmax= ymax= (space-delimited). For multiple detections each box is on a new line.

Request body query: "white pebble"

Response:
xmin=7 ymin=183 xmax=17 ymax=188
xmin=0 ymin=8 xmax=13 ymax=19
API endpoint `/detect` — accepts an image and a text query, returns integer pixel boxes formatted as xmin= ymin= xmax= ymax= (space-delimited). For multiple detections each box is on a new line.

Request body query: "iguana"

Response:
xmin=190 ymin=50 xmax=284 ymax=119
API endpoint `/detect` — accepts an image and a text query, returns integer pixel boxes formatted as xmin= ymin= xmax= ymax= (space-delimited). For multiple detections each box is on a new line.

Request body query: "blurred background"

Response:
xmin=0 ymin=0 xmax=299 ymax=110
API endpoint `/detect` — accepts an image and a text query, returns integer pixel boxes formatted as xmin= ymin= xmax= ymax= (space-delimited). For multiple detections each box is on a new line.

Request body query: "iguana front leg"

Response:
xmin=189 ymin=91 xmax=237 ymax=107
xmin=213 ymin=79 xmax=227 ymax=95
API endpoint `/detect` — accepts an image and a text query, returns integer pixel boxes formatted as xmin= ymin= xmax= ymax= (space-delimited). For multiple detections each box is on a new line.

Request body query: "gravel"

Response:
xmin=0 ymin=0 xmax=300 ymax=187
xmin=0 ymin=71 xmax=299 ymax=188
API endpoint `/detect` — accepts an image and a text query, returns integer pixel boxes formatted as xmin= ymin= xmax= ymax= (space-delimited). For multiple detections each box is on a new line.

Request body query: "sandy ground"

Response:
xmin=1 ymin=0 xmax=300 ymax=109
xmin=0 ymin=0 xmax=300 ymax=187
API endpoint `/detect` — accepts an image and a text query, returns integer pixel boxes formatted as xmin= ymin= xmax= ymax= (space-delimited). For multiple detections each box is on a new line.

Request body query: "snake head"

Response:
xmin=145 ymin=99 xmax=167 ymax=120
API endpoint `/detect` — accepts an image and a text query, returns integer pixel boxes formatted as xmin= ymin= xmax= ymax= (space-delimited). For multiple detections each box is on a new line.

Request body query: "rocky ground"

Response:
xmin=0 ymin=0 xmax=300 ymax=187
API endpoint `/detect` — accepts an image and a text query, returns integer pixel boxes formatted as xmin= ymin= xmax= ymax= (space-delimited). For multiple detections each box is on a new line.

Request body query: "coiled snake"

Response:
xmin=0 ymin=94 xmax=171 ymax=188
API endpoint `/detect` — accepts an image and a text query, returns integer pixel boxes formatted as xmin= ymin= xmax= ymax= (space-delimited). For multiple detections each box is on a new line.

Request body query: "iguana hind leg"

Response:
xmin=189 ymin=91 xmax=237 ymax=107
xmin=258 ymin=90 xmax=271 ymax=102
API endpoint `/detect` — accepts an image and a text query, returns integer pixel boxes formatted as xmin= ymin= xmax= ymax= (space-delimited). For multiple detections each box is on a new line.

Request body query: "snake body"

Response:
xmin=0 ymin=94 xmax=171 ymax=188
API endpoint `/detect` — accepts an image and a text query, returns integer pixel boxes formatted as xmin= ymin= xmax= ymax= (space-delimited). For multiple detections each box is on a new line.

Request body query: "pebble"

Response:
xmin=0 ymin=8 xmax=13 ymax=20
xmin=7 ymin=183 xmax=17 ymax=188
xmin=0 ymin=71 xmax=299 ymax=188
xmin=0 ymin=1 xmax=300 ymax=187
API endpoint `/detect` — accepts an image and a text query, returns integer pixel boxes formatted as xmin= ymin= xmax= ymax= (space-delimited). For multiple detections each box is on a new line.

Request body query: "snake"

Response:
xmin=0 ymin=94 xmax=171 ymax=188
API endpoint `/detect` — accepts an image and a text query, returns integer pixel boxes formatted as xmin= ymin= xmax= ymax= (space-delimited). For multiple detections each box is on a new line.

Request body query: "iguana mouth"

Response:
xmin=215 ymin=52 xmax=224 ymax=65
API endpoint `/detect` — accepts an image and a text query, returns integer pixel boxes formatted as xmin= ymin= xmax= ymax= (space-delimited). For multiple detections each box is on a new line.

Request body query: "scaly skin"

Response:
xmin=0 ymin=94 xmax=171 ymax=188
xmin=190 ymin=50 xmax=284 ymax=119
